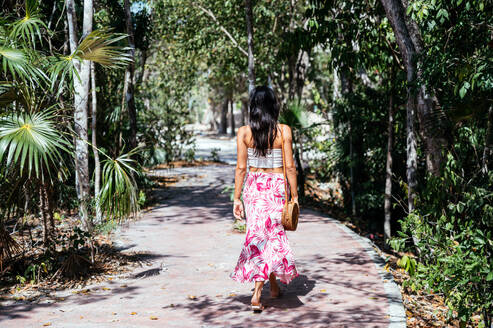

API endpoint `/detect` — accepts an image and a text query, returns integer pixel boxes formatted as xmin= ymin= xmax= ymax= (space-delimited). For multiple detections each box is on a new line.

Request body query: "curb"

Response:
xmin=328 ymin=217 xmax=407 ymax=328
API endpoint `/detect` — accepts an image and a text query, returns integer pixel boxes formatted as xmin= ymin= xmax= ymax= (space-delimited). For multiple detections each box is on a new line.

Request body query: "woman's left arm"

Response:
xmin=233 ymin=126 xmax=248 ymax=219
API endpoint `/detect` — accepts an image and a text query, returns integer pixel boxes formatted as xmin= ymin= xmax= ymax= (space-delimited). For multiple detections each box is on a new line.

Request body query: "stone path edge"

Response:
xmin=322 ymin=214 xmax=407 ymax=328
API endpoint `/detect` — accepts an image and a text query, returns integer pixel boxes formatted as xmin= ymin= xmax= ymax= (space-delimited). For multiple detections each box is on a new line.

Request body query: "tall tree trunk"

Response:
xmin=349 ymin=123 xmax=356 ymax=216
xmin=219 ymin=97 xmax=228 ymax=134
xmin=339 ymin=66 xmax=356 ymax=215
xmin=136 ymin=49 xmax=148 ymax=86
xmin=208 ymin=97 xmax=218 ymax=131
xmin=39 ymin=184 xmax=49 ymax=245
xmin=90 ymin=62 xmax=101 ymax=223
xmin=482 ymin=106 xmax=493 ymax=173
xmin=295 ymin=49 xmax=309 ymax=102
xmin=292 ymin=132 xmax=305 ymax=202
xmin=229 ymin=98 xmax=235 ymax=137
xmin=245 ymin=0 xmax=255 ymax=94
xmin=66 ymin=0 xmax=93 ymax=231
xmin=287 ymin=54 xmax=297 ymax=101
xmin=380 ymin=0 xmax=418 ymax=214
xmin=39 ymin=183 xmax=54 ymax=249
xmin=384 ymin=76 xmax=395 ymax=246
xmin=124 ymin=0 xmax=137 ymax=151
xmin=381 ymin=0 xmax=447 ymax=177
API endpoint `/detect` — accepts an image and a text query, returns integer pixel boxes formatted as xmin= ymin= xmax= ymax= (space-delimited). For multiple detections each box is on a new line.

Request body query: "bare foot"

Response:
xmin=251 ymin=282 xmax=264 ymax=310
xmin=269 ymin=273 xmax=281 ymax=298
xmin=270 ymin=282 xmax=281 ymax=298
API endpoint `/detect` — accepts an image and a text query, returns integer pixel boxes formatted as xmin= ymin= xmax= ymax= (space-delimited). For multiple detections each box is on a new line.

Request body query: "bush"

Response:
xmin=391 ymin=127 xmax=493 ymax=327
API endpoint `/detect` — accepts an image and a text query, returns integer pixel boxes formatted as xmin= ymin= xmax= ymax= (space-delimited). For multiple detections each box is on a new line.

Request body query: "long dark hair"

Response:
xmin=249 ymin=86 xmax=280 ymax=156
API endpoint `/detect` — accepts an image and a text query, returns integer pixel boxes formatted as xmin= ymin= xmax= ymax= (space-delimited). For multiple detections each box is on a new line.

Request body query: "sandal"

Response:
xmin=251 ymin=302 xmax=264 ymax=312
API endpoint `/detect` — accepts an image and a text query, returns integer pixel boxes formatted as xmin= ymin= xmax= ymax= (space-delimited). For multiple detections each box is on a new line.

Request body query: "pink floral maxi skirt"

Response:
xmin=230 ymin=172 xmax=298 ymax=284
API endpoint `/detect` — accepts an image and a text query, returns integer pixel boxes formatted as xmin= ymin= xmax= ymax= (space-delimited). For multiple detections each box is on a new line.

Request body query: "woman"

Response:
xmin=230 ymin=86 xmax=299 ymax=312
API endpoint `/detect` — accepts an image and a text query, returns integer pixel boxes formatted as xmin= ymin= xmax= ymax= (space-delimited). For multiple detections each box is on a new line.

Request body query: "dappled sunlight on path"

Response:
xmin=0 ymin=162 xmax=405 ymax=327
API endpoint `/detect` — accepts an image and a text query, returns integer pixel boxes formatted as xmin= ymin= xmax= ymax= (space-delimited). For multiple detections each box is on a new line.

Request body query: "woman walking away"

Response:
xmin=230 ymin=86 xmax=299 ymax=312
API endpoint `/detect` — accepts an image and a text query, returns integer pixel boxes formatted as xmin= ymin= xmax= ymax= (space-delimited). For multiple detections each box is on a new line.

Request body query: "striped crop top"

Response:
xmin=247 ymin=148 xmax=283 ymax=168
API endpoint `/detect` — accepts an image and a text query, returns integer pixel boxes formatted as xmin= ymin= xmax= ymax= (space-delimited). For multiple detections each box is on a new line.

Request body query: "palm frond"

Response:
xmin=0 ymin=225 xmax=21 ymax=271
xmin=99 ymin=149 xmax=140 ymax=221
xmin=0 ymin=111 xmax=71 ymax=181
xmin=48 ymin=30 xmax=132 ymax=90
xmin=0 ymin=46 xmax=29 ymax=78
xmin=0 ymin=45 xmax=46 ymax=85
xmin=280 ymin=101 xmax=309 ymax=130
xmin=47 ymin=55 xmax=77 ymax=96
xmin=75 ymin=30 xmax=132 ymax=68
xmin=9 ymin=0 xmax=47 ymax=47
xmin=0 ymin=81 xmax=17 ymax=106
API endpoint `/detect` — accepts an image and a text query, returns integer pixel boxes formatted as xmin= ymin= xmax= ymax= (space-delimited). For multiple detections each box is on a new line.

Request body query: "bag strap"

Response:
xmin=279 ymin=124 xmax=289 ymax=202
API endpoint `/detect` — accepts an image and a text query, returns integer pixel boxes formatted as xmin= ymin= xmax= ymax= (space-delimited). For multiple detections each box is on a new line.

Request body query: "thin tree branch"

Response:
xmin=193 ymin=4 xmax=249 ymax=57
xmin=384 ymin=36 xmax=405 ymax=70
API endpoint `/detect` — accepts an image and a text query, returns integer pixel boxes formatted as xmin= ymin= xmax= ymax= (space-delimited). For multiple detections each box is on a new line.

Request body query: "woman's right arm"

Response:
xmin=281 ymin=125 xmax=298 ymax=201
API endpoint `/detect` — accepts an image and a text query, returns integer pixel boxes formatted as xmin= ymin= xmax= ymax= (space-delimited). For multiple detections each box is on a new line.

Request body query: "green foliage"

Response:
xmin=397 ymin=254 xmax=418 ymax=277
xmin=408 ymin=0 xmax=493 ymax=117
xmin=221 ymin=185 xmax=235 ymax=202
xmin=279 ymin=101 xmax=309 ymax=131
xmin=233 ymin=220 xmax=246 ymax=233
xmin=95 ymin=219 xmax=119 ymax=235
xmin=0 ymin=111 xmax=70 ymax=180
xmin=390 ymin=126 xmax=493 ymax=325
xmin=210 ymin=147 xmax=220 ymax=162
xmin=184 ymin=145 xmax=196 ymax=163
xmin=99 ymin=149 xmax=140 ymax=221
xmin=56 ymin=227 xmax=92 ymax=253
xmin=9 ymin=0 xmax=47 ymax=47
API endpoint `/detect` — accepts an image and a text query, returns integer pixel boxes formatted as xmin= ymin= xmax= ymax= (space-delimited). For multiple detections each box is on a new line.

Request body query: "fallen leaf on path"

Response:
xmin=43 ymin=323 xmax=51 ymax=326
xmin=130 ymin=312 xmax=137 ymax=315
xmin=120 ymin=284 xmax=128 ymax=288
xmin=216 ymin=294 xmax=223 ymax=297
xmin=150 ymin=316 xmax=158 ymax=320
xmin=320 ymin=289 xmax=326 ymax=293
xmin=80 ymin=316 xmax=84 ymax=319
xmin=229 ymin=293 xmax=236 ymax=297
xmin=102 ymin=287 xmax=110 ymax=291
xmin=188 ymin=295 xmax=197 ymax=300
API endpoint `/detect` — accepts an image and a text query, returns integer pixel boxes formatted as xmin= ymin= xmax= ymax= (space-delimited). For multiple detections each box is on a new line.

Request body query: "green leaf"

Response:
xmin=459 ymin=82 xmax=470 ymax=98
xmin=0 ymin=111 xmax=70 ymax=181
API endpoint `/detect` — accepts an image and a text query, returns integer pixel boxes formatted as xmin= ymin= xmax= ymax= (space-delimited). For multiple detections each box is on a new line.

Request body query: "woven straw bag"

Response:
xmin=279 ymin=126 xmax=299 ymax=231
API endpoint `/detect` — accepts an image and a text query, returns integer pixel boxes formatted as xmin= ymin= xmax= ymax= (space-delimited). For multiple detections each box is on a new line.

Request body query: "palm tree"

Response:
xmin=0 ymin=0 xmax=135 ymax=266
xmin=99 ymin=148 xmax=140 ymax=221
xmin=0 ymin=111 xmax=70 ymax=244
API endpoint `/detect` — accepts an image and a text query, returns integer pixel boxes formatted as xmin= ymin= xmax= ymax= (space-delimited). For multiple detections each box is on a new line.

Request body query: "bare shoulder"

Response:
xmin=279 ymin=124 xmax=292 ymax=136
xmin=237 ymin=125 xmax=251 ymax=142
xmin=238 ymin=125 xmax=251 ymax=136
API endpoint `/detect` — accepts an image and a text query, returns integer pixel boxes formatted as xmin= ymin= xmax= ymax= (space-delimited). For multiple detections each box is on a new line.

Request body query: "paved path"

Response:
xmin=0 ymin=136 xmax=405 ymax=328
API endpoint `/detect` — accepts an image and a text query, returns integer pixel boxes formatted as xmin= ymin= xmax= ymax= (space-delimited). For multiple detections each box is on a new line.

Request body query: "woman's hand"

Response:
xmin=233 ymin=199 xmax=245 ymax=220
